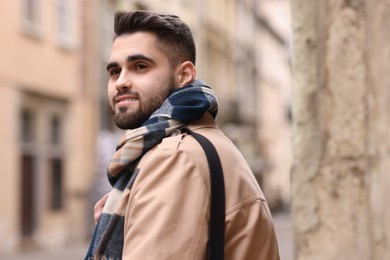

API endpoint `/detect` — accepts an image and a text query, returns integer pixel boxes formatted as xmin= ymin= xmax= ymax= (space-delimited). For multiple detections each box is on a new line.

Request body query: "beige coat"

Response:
xmin=122 ymin=113 xmax=280 ymax=259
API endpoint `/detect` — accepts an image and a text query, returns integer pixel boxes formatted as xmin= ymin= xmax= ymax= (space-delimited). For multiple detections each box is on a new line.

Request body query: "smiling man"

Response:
xmin=85 ymin=10 xmax=280 ymax=260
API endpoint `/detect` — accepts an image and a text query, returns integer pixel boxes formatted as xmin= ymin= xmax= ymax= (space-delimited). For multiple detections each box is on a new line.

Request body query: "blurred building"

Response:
xmin=0 ymin=0 xmax=98 ymax=253
xmin=0 ymin=0 xmax=291 ymax=254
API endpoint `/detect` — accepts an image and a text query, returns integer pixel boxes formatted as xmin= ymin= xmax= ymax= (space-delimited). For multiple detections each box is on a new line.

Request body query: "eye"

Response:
xmin=109 ymin=68 xmax=121 ymax=78
xmin=135 ymin=63 xmax=148 ymax=71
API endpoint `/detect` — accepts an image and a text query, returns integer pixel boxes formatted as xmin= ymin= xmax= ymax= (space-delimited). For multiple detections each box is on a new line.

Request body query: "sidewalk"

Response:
xmin=0 ymin=243 xmax=88 ymax=260
xmin=273 ymin=211 xmax=294 ymax=260
xmin=1 ymin=211 xmax=293 ymax=260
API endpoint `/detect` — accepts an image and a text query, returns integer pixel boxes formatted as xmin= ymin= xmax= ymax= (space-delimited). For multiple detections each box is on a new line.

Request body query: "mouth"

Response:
xmin=115 ymin=95 xmax=138 ymax=107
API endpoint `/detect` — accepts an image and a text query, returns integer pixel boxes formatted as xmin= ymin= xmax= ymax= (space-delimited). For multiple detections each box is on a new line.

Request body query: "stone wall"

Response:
xmin=291 ymin=0 xmax=390 ymax=259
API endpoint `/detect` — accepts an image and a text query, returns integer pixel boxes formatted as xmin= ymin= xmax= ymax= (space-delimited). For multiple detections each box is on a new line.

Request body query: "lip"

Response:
xmin=115 ymin=95 xmax=138 ymax=103
xmin=114 ymin=95 xmax=138 ymax=107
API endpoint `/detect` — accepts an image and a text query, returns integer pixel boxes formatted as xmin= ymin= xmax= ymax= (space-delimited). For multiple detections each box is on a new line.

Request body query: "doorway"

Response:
xmin=20 ymin=154 xmax=36 ymax=237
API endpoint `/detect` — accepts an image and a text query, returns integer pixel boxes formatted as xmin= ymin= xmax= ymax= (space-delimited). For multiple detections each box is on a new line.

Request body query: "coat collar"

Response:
xmin=187 ymin=112 xmax=218 ymax=131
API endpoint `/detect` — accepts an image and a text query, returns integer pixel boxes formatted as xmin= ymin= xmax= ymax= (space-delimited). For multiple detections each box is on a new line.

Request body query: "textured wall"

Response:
xmin=291 ymin=0 xmax=390 ymax=259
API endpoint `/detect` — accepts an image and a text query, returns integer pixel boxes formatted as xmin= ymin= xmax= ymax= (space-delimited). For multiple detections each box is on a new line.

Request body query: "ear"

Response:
xmin=176 ymin=61 xmax=196 ymax=88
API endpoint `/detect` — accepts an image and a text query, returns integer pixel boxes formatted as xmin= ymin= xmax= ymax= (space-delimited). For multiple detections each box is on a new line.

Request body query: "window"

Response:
xmin=50 ymin=115 xmax=61 ymax=144
xmin=21 ymin=109 xmax=35 ymax=143
xmin=57 ymin=0 xmax=68 ymax=34
xmin=21 ymin=0 xmax=41 ymax=36
xmin=20 ymin=93 xmax=67 ymax=222
xmin=55 ymin=0 xmax=73 ymax=47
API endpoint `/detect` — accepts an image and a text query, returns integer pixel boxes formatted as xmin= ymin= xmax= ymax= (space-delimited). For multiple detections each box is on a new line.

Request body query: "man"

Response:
xmin=86 ymin=10 xmax=280 ymax=260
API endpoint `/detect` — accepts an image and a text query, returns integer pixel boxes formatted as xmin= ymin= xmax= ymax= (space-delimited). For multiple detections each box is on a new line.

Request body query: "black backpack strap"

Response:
xmin=182 ymin=127 xmax=225 ymax=260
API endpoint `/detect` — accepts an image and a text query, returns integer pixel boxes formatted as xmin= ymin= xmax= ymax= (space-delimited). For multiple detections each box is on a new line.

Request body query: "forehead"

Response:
xmin=109 ymin=32 xmax=168 ymax=62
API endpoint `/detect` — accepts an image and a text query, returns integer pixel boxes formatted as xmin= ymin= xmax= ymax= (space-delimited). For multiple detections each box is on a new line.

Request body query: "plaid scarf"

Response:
xmin=85 ymin=80 xmax=218 ymax=260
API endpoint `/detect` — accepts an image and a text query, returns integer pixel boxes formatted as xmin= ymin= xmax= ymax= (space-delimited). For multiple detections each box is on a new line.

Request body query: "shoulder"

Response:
xmin=186 ymin=126 xmax=268 ymax=210
xmin=131 ymin=129 xmax=210 ymax=194
xmin=137 ymin=120 xmax=267 ymax=210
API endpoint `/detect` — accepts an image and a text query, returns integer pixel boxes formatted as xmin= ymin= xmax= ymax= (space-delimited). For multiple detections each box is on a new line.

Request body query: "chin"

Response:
xmin=113 ymin=112 xmax=145 ymax=130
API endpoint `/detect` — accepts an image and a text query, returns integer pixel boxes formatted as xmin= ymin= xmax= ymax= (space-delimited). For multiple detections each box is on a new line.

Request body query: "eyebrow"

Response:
xmin=106 ymin=54 xmax=155 ymax=72
xmin=106 ymin=62 xmax=119 ymax=72
xmin=127 ymin=54 xmax=155 ymax=64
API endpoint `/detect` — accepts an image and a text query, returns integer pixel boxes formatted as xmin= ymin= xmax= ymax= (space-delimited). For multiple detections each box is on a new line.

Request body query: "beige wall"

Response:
xmin=0 ymin=1 xmax=79 ymax=98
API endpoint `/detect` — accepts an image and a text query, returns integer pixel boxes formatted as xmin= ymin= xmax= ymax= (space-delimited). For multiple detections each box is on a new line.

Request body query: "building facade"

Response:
xmin=0 ymin=0 xmax=292 ymax=254
xmin=0 ymin=0 xmax=98 ymax=252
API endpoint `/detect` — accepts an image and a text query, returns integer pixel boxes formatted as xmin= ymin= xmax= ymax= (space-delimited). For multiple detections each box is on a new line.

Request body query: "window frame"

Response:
xmin=21 ymin=0 xmax=42 ymax=37
xmin=55 ymin=0 xmax=74 ymax=49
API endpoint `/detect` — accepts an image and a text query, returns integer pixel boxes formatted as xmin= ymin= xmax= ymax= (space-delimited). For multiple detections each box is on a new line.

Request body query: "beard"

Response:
xmin=110 ymin=75 xmax=175 ymax=130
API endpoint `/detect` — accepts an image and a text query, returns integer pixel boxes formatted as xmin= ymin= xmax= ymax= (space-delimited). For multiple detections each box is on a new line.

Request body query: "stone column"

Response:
xmin=291 ymin=0 xmax=390 ymax=259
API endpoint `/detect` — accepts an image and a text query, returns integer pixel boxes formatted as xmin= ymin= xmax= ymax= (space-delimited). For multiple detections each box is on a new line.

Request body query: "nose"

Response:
xmin=115 ymin=70 xmax=132 ymax=92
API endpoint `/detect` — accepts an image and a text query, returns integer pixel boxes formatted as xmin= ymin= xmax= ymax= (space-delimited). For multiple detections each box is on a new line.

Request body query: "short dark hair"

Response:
xmin=113 ymin=10 xmax=196 ymax=66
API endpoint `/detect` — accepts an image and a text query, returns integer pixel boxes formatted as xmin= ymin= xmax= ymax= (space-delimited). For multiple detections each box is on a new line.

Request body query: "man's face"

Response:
xmin=107 ymin=32 xmax=179 ymax=129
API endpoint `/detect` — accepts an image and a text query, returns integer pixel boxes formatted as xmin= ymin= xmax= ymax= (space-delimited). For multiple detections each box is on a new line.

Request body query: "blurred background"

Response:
xmin=0 ymin=0 xmax=292 ymax=259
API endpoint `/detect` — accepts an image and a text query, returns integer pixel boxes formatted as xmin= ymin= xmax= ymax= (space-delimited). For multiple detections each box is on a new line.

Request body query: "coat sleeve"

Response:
xmin=122 ymin=142 xmax=210 ymax=260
